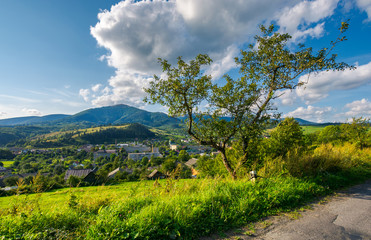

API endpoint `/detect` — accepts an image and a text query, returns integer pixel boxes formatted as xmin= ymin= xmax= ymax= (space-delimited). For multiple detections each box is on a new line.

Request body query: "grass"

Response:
xmin=1 ymin=143 xmax=370 ymax=239
xmin=1 ymin=170 xmax=370 ymax=239
xmin=1 ymin=160 xmax=14 ymax=168
xmin=301 ymin=125 xmax=325 ymax=134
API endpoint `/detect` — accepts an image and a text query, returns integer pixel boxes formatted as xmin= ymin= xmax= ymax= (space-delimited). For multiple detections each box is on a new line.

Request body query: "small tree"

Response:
xmin=341 ymin=117 xmax=370 ymax=149
xmin=269 ymin=117 xmax=304 ymax=157
xmin=145 ymin=24 xmax=352 ymax=179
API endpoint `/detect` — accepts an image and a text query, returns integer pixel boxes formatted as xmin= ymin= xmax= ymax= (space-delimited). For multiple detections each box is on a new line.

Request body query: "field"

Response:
xmin=0 ymin=180 xmax=163 ymax=210
xmin=1 ymin=161 xmax=14 ymax=168
xmin=301 ymin=125 xmax=325 ymax=134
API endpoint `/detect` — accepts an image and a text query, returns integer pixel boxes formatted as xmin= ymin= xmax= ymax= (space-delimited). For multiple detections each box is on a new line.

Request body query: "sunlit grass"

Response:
xmin=1 ymin=160 xmax=14 ymax=168
xmin=301 ymin=125 xmax=325 ymax=134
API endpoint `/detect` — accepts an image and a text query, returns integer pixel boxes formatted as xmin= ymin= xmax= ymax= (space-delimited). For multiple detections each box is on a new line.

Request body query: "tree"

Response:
xmin=341 ymin=117 xmax=370 ymax=149
xmin=317 ymin=125 xmax=344 ymax=144
xmin=178 ymin=150 xmax=190 ymax=162
xmin=269 ymin=117 xmax=304 ymax=157
xmin=145 ymin=24 xmax=352 ymax=179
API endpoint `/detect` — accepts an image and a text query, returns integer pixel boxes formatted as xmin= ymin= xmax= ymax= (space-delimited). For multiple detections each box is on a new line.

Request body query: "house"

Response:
xmin=107 ymin=167 xmax=133 ymax=179
xmin=170 ymin=144 xmax=178 ymax=151
xmin=64 ymin=169 xmax=96 ymax=183
xmin=128 ymin=152 xmax=162 ymax=161
xmin=93 ymin=150 xmax=117 ymax=160
xmin=184 ymin=158 xmax=198 ymax=168
xmin=0 ymin=166 xmax=10 ymax=173
xmin=184 ymin=158 xmax=199 ymax=178
xmin=121 ymin=144 xmax=151 ymax=153
xmin=148 ymin=169 xmax=166 ymax=180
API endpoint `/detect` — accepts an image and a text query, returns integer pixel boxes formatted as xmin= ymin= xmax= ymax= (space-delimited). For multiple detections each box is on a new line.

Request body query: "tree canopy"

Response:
xmin=144 ymin=24 xmax=352 ymax=179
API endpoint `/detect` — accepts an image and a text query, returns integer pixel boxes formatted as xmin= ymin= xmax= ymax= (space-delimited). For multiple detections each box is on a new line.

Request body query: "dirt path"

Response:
xmin=203 ymin=180 xmax=371 ymax=240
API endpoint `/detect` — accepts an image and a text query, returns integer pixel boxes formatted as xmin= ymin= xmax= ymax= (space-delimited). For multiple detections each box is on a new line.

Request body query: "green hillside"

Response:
xmin=57 ymin=104 xmax=180 ymax=128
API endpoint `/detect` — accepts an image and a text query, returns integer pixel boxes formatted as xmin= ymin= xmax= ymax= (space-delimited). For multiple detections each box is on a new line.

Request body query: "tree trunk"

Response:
xmin=220 ymin=149 xmax=236 ymax=180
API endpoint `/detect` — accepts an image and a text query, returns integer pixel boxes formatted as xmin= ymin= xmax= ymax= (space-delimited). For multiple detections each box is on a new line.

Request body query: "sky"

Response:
xmin=0 ymin=0 xmax=370 ymax=123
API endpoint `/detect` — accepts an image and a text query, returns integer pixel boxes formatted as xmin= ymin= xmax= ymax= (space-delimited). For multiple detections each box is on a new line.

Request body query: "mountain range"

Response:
xmin=0 ymin=104 xmax=332 ymax=128
xmin=0 ymin=104 xmax=180 ymax=128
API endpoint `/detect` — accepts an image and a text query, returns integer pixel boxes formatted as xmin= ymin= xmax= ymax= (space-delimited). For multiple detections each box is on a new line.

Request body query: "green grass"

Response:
xmin=1 ymin=143 xmax=370 ymax=239
xmin=1 ymin=160 xmax=14 ymax=168
xmin=301 ymin=125 xmax=325 ymax=134
xmin=1 ymin=169 xmax=370 ymax=239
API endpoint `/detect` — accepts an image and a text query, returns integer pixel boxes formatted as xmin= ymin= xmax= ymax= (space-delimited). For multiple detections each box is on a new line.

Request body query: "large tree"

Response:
xmin=144 ymin=24 xmax=352 ymax=179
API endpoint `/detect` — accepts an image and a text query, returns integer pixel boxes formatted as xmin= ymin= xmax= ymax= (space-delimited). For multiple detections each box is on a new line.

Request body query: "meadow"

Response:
xmin=301 ymin=125 xmax=325 ymax=134
xmin=1 ymin=143 xmax=370 ymax=240
xmin=1 ymin=161 xmax=14 ymax=168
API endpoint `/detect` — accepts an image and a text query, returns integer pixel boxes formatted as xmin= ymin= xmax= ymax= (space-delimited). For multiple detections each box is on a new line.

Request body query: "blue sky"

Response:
xmin=0 ymin=0 xmax=370 ymax=123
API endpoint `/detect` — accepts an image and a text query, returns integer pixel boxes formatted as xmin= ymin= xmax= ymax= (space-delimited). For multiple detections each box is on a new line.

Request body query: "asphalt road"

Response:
xmin=256 ymin=180 xmax=371 ymax=240
xmin=203 ymin=179 xmax=371 ymax=240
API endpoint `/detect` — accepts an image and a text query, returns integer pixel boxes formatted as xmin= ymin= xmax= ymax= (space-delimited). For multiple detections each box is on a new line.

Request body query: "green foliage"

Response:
xmin=178 ymin=150 xmax=190 ymax=162
xmin=269 ymin=118 xmax=305 ymax=157
xmin=145 ymin=24 xmax=352 ymax=179
xmin=316 ymin=118 xmax=370 ymax=148
xmin=162 ymin=158 xmax=177 ymax=174
xmin=197 ymin=155 xmax=229 ymax=178
xmin=0 ymin=148 xmax=13 ymax=160
xmin=67 ymin=175 xmax=82 ymax=187
xmin=3 ymin=176 xmax=19 ymax=187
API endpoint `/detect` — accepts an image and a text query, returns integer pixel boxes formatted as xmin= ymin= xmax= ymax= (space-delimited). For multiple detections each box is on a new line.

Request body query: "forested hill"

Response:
xmin=58 ymin=104 xmax=179 ymax=128
xmin=0 ymin=104 xmax=180 ymax=128
xmin=0 ymin=114 xmax=69 ymax=126
xmin=0 ymin=105 xmax=180 ymax=147
xmin=78 ymin=123 xmax=156 ymax=144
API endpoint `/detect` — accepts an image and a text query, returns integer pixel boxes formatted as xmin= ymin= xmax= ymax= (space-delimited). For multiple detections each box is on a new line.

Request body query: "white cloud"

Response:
xmin=277 ymin=0 xmax=339 ymax=41
xmin=79 ymin=89 xmax=90 ymax=102
xmin=344 ymin=98 xmax=371 ymax=117
xmin=22 ymin=108 xmax=42 ymax=116
xmin=356 ymin=0 xmax=371 ymax=21
xmin=88 ymin=0 xmax=359 ymax=108
xmin=89 ymin=0 xmax=303 ymax=107
xmin=206 ymin=45 xmax=239 ymax=79
xmin=296 ymin=61 xmax=371 ymax=104
xmin=0 ymin=112 xmax=6 ymax=117
xmin=284 ymin=105 xmax=333 ymax=122
xmin=92 ymin=84 xmax=102 ymax=92
xmin=276 ymin=89 xmax=298 ymax=106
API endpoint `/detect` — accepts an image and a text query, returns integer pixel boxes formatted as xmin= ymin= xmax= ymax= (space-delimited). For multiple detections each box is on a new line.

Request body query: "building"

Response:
xmin=93 ymin=150 xmax=117 ymax=160
xmin=64 ymin=169 xmax=96 ymax=183
xmin=128 ymin=152 xmax=162 ymax=161
xmin=184 ymin=158 xmax=199 ymax=178
xmin=0 ymin=166 xmax=10 ymax=173
xmin=107 ymin=167 xmax=133 ymax=179
xmin=148 ymin=169 xmax=166 ymax=180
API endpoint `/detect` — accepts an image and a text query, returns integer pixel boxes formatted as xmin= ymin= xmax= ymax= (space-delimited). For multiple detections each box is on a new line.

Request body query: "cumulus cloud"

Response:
xmin=344 ymin=98 xmax=371 ymax=118
xmin=88 ymin=0 xmax=303 ymax=107
xmin=22 ymin=108 xmax=42 ymax=116
xmin=356 ymin=0 xmax=371 ymax=21
xmin=276 ymin=89 xmax=298 ymax=106
xmin=86 ymin=0 xmax=347 ymax=108
xmin=0 ymin=112 xmax=7 ymax=117
xmin=79 ymin=89 xmax=90 ymax=102
xmin=284 ymin=105 xmax=333 ymax=122
xmin=206 ymin=45 xmax=239 ymax=79
xmin=296 ymin=61 xmax=371 ymax=104
xmin=277 ymin=0 xmax=339 ymax=41
xmin=92 ymin=84 xmax=102 ymax=92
